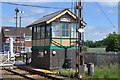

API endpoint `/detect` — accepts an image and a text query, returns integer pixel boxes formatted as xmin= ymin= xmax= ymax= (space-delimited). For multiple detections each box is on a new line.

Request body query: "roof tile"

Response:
xmin=2 ymin=26 xmax=32 ymax=37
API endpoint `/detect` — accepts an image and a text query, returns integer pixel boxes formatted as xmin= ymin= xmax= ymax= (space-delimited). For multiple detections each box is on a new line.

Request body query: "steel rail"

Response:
xmin=4 ymin=68 xmax=36 ymax=80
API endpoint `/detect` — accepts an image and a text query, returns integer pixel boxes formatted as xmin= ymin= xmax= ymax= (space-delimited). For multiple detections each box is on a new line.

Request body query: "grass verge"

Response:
xmin=54 ymin=64 xmax=119 ymax=79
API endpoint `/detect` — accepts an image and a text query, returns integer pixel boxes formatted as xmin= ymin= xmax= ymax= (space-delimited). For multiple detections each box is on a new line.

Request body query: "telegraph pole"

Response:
xmin=78 ymin=0 xmax=82 ymax=75
xmin=76 ymin=0 xmax=84 ymax=78
xmin=19 ymin=16 xmax=21 ymax=52
xmin=15 ymin=8 xmax=19 ymax=53
xmin=15 ymin=8 xmax=24 ymax=53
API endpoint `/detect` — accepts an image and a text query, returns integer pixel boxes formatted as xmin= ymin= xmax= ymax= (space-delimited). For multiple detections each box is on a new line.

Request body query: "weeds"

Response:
xmin=54 ymin=64 xmax=119 ymax=78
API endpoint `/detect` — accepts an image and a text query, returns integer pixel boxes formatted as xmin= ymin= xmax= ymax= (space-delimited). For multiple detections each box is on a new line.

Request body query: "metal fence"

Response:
xmin=83 ymin=52 xmax=120 ymax=66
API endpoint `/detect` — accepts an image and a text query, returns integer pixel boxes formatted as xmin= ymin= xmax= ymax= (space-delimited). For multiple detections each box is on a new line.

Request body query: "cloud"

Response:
xmin=2 ymin=0 xmax=119 ymax=2
xmin=21 ymin=17 xmax=36 ymax=26
xmin=21 ymin=8 xmax=46 ymax=19
xmin=1 ymin=8 xmax=56 ymax=27
xmin=96 ymin=9 xmax=101 ymax=13
xmin=2 ymin=2 xmax=49 ymax=5
xmin=1 ymin=14 xmax=35 ymax=27
xmin=1 ymin=0 xmax=62 ymax=2
xmin=21 ymin=8 xmax=56 ymax=25
xmin=84 ymin=26 xmax=115 ymax=41
xmin=26 ymin=8 xmax=45 ymax=15
xmin=115 ymin=24 xmax=120 ymax=27
xmin=2 ymin=14 xmax=15 ymax=26
xmin=23 ymin=8 xmax=56 ymax=18
xmin=1 ymin=13 xmax=36 ymax=26
xmin=99 ymin=2 xmax=118 ymax=7
xmin=107 ymin=10 xmax=118 ymax=13
xmin=96 ymin=9 xmax=118 ymax=14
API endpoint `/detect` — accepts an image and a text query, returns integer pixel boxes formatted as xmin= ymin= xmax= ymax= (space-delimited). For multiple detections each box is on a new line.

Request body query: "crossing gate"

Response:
xmin=0 ymin=52 xmax=15 ymax=66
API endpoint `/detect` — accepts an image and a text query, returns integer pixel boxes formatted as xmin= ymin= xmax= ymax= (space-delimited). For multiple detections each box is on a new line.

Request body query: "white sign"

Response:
xmin=38 ymin=52 xmax=44 ymax=57
xmin=60 ymin=18 xmax=70 ymax=22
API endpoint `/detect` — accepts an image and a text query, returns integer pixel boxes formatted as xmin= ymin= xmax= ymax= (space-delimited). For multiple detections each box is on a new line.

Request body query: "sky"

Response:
xmin=0 ymin=1 xmax=119 ymax=41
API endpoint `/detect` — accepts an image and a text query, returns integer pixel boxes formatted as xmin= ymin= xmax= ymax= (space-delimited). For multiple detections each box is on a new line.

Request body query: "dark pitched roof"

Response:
xmin=2 ymin=26 xmax=32 ymax=37
xmin=27 ymin=9 xmax=67 ymax=27
xmin=27 ymin=9 xmax=87 ymax=27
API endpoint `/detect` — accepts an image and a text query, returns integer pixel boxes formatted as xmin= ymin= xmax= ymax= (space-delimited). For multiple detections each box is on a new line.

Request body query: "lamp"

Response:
xmin=44 ymin=50 xmax=47 ymax=54
xmin=52 ymin=50 xmax=56 ymax=55
xmin=77 ymin=28 xmax=84 ymax=33
xmin=15 ymin=8 xmax=24 ymax=13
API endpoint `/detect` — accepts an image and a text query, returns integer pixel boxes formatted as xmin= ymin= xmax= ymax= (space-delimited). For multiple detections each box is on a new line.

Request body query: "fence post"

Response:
xmin=87 ymin=63 xmax=94 ymax=76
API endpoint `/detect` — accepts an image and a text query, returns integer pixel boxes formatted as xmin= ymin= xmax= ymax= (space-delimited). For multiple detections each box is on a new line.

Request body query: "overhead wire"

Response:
xmin=95 ymin=2 xmax=117 ymax=32
xmin=71 ymin=0 xmax=73 ymax=12
xmin=1 ymin=2 xmax=71 ymax=9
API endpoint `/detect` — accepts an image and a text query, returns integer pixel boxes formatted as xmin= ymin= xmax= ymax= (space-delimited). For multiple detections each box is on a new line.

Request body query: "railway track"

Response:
xmin=2 ymin=67 xmax=51 ymax=80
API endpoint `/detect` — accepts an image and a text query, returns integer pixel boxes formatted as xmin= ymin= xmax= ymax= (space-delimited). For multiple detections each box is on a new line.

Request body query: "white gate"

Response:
xmin=0 ymin=52 xmax=15 ymax=66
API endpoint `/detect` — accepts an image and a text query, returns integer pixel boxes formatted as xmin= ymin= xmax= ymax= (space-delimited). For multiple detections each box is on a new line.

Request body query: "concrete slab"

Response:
xmin=14 ymin=61 xmax=26 ymax=66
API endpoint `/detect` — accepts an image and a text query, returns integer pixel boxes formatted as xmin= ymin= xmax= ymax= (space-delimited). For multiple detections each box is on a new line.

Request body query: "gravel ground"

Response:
xmin=0 ymin=67 xmax=51 ymax=80
xmin=0 ymin=67 xmax=29 ymax=80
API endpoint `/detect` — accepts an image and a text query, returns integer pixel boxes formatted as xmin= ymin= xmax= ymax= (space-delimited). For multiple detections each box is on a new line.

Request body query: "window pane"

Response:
xmin=33 ymin=26 xmax=37 ymax=39
xmin=41 ymin=27 xmax=45 ymax=38
xmin=62 ymin=23 xmax=65 ymax=29
xmin=52 ymin=30 xmax=60 ymax=37
xmin=71 ymin=23 xmax=77 ymax=38
xmin=52 ymin=22 xmax=60 ymax=29
xmin=32 ymin=27 xmax=34 ymax=39
xmin=62 ymin=23 xmax=69 ymax=37
xmin=25 ymin=37 xmax=31 ymax=41
xmin=46 ymin=25 xmax=50 ymax=38
xmin=62 ymin=30 xmax=65 ymax=36
xmin=66 ymin=30 xmax=69 ymax=36
xmin=52 ymin=22 xmax=60 ymax=37
xmin=12 ymin=37 xmax=16 ymax=41
xmin=62 ymin=23 xmax=69 ymax=29
xmin=37 ymin=26 xmax=41 ymax=39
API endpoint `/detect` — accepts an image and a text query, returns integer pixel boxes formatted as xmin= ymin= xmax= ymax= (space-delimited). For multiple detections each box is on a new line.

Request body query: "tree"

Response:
xmin=104 ymin=32 xmax=120 ymax=52
xmin=95 ymin=40 xmax=106 ymax=48
xmin=84 ymin=32 xmax=120 ymax=52
xmin=84 ymin=40 xmax=106 ymax=48
xmin=84 ymin=40 xmax=96 ymax=48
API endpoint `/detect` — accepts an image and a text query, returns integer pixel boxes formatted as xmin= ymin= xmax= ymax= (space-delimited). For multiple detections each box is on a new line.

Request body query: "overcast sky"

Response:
xmin=0 ymin=0 xmax=118 ymax=41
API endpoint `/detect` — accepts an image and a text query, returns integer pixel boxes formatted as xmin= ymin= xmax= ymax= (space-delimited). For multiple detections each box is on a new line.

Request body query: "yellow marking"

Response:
xmin=33 ymin=69 xmax=57 ymax=74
